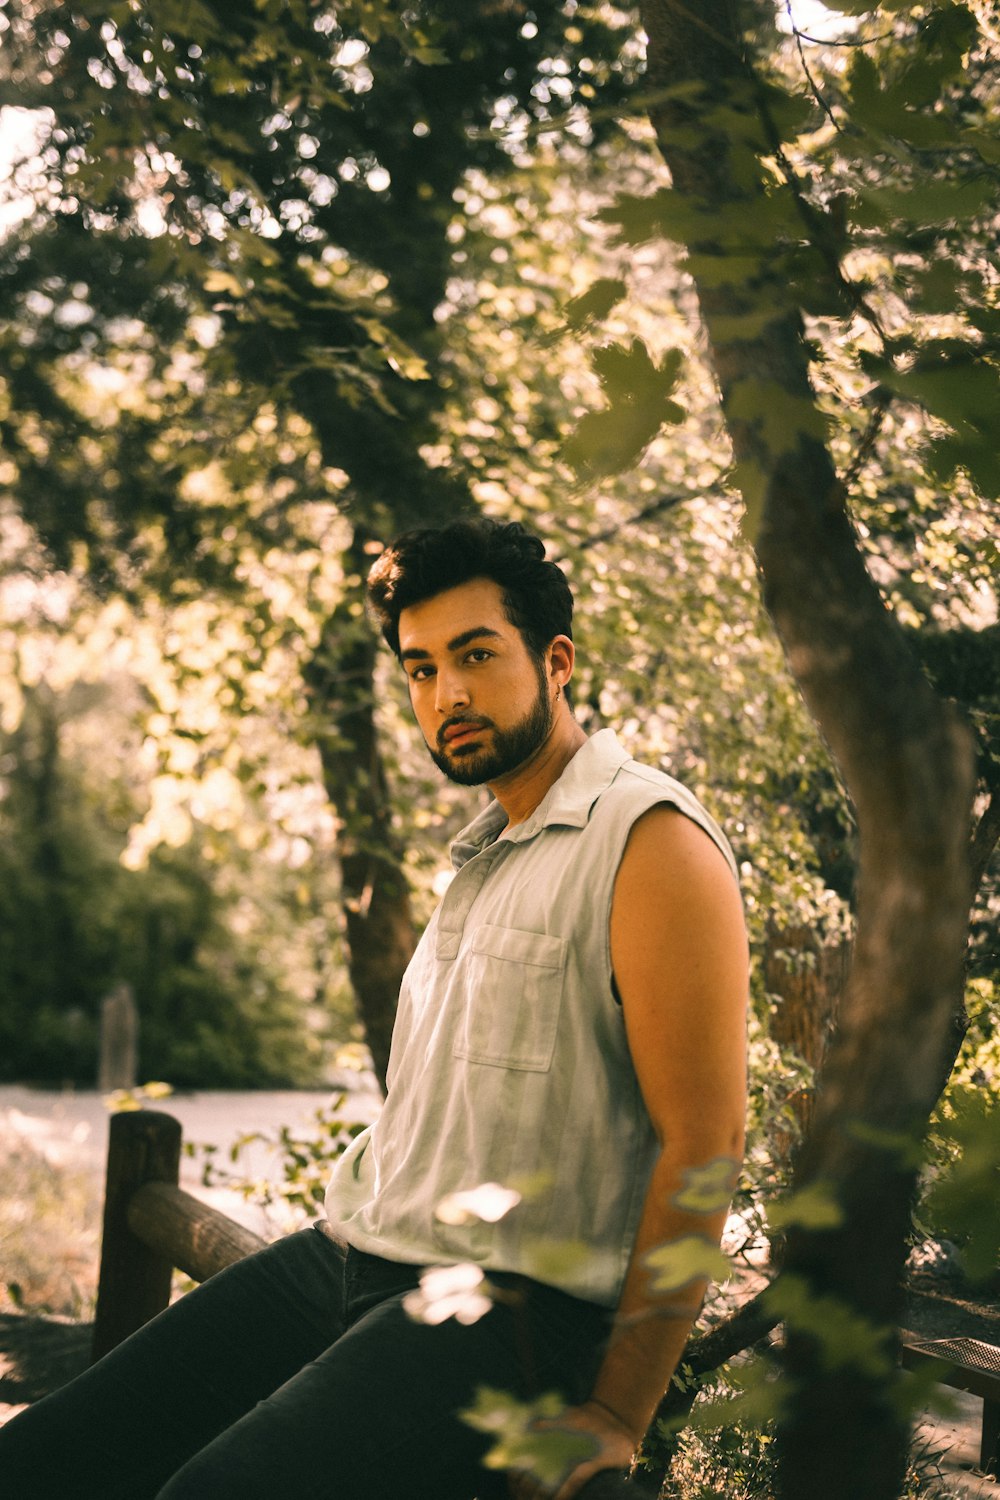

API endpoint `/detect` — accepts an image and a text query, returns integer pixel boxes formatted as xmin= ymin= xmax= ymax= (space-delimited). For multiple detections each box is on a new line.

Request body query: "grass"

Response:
xmin=0 ymin=1131 xmax=101 ymax=1320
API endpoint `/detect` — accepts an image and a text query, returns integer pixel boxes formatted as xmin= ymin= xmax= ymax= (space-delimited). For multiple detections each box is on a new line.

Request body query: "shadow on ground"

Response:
xmin=0 ymin=1313 xmax=91 ymax=1410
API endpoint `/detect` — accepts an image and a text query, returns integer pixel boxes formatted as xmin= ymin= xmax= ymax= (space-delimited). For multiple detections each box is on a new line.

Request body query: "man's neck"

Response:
xmin=486 ymin=712 xmax=588 ymax=829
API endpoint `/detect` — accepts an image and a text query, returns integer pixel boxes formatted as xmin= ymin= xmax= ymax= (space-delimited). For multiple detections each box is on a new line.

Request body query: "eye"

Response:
xmin=466 ymin=648 xmax=493 ymax=664
xmin=409 ymin=664 xmax=435 ymax=683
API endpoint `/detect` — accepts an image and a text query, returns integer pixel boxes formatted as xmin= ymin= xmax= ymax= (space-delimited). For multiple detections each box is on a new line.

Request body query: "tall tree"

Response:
xmin=610 ymin=2 xmax=997 ymax=1496
xmin=0 ymin=0 xmax=638 ymax=1082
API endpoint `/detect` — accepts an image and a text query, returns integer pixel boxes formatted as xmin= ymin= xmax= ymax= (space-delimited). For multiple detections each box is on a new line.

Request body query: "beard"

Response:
xmin=429 ymin=664 xmax=553 ymax=787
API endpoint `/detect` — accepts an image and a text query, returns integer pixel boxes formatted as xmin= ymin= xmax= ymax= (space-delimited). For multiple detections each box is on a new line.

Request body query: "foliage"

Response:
xmin=0 ymin=8 xmax=996 ymax=1494
xmin=0 ymin=0 xmax=640 ymax=564
xmin=0 ymin=1128 xmax=100 ymax=1317
xmin=462 ymin=1387 xmax=597 ymax=1488
xmin=187 ymin=1091 xmax=371 ymax=1218
xmin=657 ymin=1367 xmax=777 ymax=1500
xmin=103 ymin=1078 xmax=174 ymax=1112
xmin=657 ymin=1367 xmax=953 ymax=1500
xmin=0 ymin=3 xmax=889 ymax=1079
xmin=0 ymin=681 xmax=334 ymax=1086
xmin=919 ymin=1069 xmax=1000 ymax=1284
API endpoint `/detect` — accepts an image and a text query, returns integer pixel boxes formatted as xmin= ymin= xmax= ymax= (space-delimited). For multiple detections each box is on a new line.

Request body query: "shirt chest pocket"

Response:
xmin=451 ymin=924 xmax=568 ymax=1072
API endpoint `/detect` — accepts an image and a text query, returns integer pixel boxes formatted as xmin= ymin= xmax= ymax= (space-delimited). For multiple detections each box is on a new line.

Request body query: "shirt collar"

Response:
xmin=450 ymin=730 xmax=629 ymax=869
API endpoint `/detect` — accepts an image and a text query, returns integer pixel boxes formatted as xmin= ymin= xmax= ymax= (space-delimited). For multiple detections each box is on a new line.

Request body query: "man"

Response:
xmin=0 ymin=519 xmax=747 ymax=1500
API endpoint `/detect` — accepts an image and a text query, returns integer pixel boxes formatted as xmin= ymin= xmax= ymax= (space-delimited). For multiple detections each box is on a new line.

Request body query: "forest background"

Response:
xmin=0 ymin=1 xmax=998 ymax=1498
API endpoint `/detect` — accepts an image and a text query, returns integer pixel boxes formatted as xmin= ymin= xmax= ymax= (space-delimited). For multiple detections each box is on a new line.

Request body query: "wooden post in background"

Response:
xmin=97 ymin=982 xmax=138 ymax=1092
xmin=92 ymin=1110 xmax=180 ymax=1363
xmin=764 ymin=920 xmax=852 ymax=1149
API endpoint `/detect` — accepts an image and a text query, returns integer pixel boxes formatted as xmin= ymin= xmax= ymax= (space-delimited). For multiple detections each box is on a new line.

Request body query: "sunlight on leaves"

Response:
xmin=103 ymin=1081 xmax=174 ymax=1113
xmin=684 ymin=1354 xmax=785 ymax=1434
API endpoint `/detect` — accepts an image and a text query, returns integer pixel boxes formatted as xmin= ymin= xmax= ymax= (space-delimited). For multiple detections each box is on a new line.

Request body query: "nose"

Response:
xmin=435 ymin=668 xmax=470 ymax=716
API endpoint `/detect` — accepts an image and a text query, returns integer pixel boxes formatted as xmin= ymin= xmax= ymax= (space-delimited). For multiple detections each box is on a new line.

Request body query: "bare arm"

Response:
xmin=514 ymin=805 xmax=748 ymax=1500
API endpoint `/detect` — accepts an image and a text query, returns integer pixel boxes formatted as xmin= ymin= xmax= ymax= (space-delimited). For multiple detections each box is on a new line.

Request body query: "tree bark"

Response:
xmin=638 ymin=4 xmax=977 ymax=1497
xmin=303 ymin=526 xmax=417 ymax=1092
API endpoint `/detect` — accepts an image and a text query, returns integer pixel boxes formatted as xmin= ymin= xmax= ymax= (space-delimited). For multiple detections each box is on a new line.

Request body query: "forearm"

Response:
xmin=586 ymin=1152 xmax=736 ymax=1443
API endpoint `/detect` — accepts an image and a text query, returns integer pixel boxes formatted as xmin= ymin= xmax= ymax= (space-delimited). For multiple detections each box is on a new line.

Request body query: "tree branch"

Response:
xmin=971 ymin=782 xmax=1000 ymax=898
xmin=560 ymin=491 xmax=690 ymax=557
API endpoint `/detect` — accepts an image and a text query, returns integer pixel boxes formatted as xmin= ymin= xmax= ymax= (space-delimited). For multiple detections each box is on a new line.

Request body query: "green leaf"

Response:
xmin=870 ymin=353 xmax=1000 ymax=438
xmin=844 ymin=1120 xmax=926 ymax=1167
xmin=764 ymin=1276 xmax=896 ymax=1378
xmin=927 ymin=436 xmax=1000 ymax=498
xmin=924 ymin=1087 xmax=1000 ymax=1281
xmin=562 ymin=340 xmax=686 ymax=481
xmin=562 ymin=405 xmax=669 ymax=482
xmin=727 ymin=381 xmax=829 ymax=457
xmin=644 ymin=1234 xmax=731 ymax=1292
xmin=462 ymin=1389 xmax=597 ymax=1486
xmin=591 ymin=339 xmax=680 ymax=402
xmin=909 ymin=260 xmax=967 ymax=315
xmin=520 ymin=1237 xmax=592 ymax=1285
xmin=730 ymin=457 xmax=769 ymax=543
xmin=963 ymin=127 xmax=1000 ymax=166
xmin=596 ymin=189 xmax=677 ymax=246
xmin=672 ymin=1157 xmax=739 ymax=1213
xmin=768 ymin=1180 xmax=844 ymax=1232
xmin=685 ymin=1354 xmax=786 ymax=1433
xmin=850 ymin=178 xmax=994 ymax=231
xmin=562 ymin=278 xmax=627 ymax=331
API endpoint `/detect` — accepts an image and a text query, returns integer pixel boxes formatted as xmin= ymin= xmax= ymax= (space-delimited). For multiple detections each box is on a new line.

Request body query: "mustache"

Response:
xmin=438 ymin=715 xmax=494 ymax=750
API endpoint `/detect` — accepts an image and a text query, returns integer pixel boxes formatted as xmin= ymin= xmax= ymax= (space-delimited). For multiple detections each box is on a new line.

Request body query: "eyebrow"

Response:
xmin=399 ymin=626 xmax=503 ymax=663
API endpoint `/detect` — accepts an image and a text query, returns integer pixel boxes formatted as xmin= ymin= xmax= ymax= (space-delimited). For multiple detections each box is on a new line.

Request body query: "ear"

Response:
xmin=547 ymin=634 xmax=575 ymax=693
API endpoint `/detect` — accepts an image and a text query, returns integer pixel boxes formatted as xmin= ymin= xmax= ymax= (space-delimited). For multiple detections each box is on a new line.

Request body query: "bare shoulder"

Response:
xmin=611 ymin=804 xmax=748 ymax=1009
xmin=615 ymin=803 xmax=740 ymax=906
xmin=610 ymin=805 xmax=747 ymax=1142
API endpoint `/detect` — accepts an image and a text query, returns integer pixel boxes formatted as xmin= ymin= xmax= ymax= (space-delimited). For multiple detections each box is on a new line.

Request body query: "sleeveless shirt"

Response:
xmin=323 ymin=729 xmax=738 ymax=1307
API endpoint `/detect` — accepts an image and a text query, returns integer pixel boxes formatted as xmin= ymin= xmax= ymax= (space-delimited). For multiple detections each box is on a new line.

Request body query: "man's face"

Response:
xmin=397 ymin=577 xmax=554 ymax=787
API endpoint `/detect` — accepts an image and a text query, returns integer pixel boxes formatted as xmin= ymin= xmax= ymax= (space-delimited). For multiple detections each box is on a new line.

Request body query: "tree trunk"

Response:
xmin=638 ymin=4 xmax=977 ymax=1497
xmin=304 ymin=526 xmax=417 ymax=1092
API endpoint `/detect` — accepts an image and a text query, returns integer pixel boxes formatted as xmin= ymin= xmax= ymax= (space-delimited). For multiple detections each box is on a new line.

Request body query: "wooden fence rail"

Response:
xmin=92 ymin=1110 xmax=999 ymax=1488
xmin=89 ymin=1109 xmax=648 ymax=1500
xmin=92 ymin=1109 xmax=266 ymax=1363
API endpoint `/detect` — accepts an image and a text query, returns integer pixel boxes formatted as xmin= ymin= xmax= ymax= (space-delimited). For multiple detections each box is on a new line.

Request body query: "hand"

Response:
xmin=506 ymin=1399 xmax=637 ymax=1500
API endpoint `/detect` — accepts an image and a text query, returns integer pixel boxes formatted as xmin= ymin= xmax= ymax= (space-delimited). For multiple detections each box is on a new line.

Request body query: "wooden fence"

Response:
xmin=92 ymin=1110 xmax=999 ymax=1487
xmin=92 ymin=1109 xmax=266 ymax=1362
xmin=89 ymin=1109 xmax=648 ymax=1499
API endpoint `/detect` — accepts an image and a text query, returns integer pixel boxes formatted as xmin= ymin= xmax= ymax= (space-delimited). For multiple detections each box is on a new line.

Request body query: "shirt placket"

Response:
xmin=436 ymin=841 xmax=511 ymax=961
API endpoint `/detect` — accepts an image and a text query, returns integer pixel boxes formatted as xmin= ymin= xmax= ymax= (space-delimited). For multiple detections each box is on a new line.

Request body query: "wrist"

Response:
xmin=583 ymin=1396 xmax=642 ymax=1446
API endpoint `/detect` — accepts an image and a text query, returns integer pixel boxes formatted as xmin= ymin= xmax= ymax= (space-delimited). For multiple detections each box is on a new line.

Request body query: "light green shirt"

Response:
xmin=324 ymin=730 xmax=738 ymax=1307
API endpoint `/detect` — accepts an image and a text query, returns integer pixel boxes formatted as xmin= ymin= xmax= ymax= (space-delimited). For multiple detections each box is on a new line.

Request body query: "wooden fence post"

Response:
xmin=97 ymin=982 xmax=139 ymax=1092
xmin=91 ymin=1110 xmax=181 ymax=1364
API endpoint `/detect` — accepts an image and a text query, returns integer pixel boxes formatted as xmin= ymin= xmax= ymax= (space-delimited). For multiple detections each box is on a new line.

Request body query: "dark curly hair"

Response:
xmin=367 ymin=519 xmax=574 ymax=662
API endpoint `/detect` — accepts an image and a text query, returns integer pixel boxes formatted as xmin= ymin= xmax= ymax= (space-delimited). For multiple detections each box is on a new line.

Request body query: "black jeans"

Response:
xmin=0 ymin=1224 xmax=612 ymax=1500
